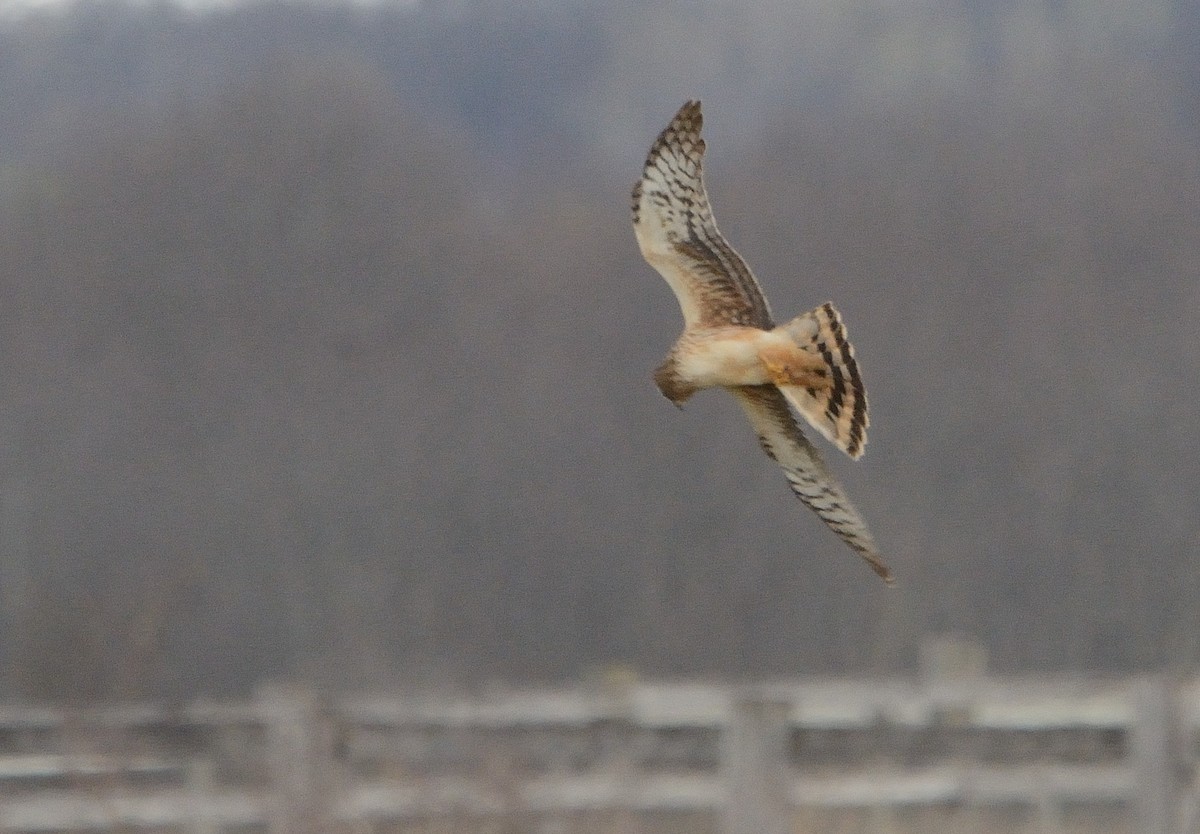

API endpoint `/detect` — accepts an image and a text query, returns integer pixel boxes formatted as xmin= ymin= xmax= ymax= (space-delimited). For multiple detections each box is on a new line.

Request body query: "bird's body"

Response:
xmin=656 ymin=326 xmax=802 ymax=394
xmin=632 ymin=100 xmax=892 ymax=583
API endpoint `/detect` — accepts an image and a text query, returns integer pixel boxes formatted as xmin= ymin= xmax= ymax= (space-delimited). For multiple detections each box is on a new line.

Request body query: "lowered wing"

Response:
xmin=733 ymin=385 xmax=892 ymax=583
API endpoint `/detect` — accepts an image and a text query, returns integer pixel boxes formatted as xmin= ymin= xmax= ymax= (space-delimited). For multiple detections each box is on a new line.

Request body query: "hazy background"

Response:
xmin=0 ymin=0 xmax=1197 ymax=703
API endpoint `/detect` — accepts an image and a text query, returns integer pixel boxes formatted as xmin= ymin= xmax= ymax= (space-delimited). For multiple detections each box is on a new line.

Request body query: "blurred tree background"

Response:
xmin=0 ymin=0 xmax=1197 ymax=702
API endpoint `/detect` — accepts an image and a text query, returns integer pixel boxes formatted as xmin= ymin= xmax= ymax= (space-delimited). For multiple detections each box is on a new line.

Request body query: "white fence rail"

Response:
xmin=1 ymin=675 xmax=1198 ymax=833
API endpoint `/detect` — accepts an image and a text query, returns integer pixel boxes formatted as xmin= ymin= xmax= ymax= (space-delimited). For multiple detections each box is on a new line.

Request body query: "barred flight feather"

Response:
xmin=734 ymin=386 xmax=892 ymax=583
xmin=631 ymin=100 xmax=773 ymax=329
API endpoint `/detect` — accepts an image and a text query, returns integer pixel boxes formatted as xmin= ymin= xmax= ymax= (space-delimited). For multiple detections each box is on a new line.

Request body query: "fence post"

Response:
xmin=721 ymin=690 xmax=791 ymax=834
xmin=186 ymin=758 xmax=220 ymax=834
xmin=1130 ymin=676 xmax=1175 ymax=834
xmin=259 ymin=683 xmax=333 ymax=834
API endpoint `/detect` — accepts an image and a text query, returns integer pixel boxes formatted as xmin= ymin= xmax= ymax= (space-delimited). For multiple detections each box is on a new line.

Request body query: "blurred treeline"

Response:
xmin=0 ymin=0 xmax=1197 ymax=702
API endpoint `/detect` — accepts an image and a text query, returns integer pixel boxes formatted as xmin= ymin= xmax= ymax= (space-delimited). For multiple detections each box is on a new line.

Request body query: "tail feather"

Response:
xmin=775 ymin=302 xmax=869 ymax=459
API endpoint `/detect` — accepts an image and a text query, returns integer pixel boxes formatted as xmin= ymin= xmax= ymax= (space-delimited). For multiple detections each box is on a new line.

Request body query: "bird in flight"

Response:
xmin=631 ymin=100 xmax=893 ymax=583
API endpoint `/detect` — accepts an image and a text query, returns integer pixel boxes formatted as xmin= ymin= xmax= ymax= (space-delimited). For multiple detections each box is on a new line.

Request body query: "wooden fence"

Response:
xmin=1 ymin=674 xmax=1199 ymax=833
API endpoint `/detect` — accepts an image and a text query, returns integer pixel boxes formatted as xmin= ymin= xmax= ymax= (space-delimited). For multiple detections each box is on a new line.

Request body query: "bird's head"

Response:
xmin=653 ymin=362 xmax=695 ymax=409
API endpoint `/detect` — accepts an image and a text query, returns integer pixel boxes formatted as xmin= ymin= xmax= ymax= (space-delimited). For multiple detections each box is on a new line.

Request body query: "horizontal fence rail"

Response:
xmin=0 ymin=675 xmax=1198 ymax=833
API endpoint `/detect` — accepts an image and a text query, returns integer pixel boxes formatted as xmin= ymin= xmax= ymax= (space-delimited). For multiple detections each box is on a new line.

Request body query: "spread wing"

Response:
xmin=631 ymin=100 xmax=773 ymax=329
xmin=733 ymin=385 xmax=893 ymax=583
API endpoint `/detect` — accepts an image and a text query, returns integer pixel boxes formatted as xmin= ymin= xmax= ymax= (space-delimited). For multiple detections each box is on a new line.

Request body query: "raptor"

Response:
xmin=632 ymin=100 xmax=892 ymax=583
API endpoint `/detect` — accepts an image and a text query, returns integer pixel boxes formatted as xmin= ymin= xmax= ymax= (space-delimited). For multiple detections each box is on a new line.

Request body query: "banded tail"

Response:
xmin=774 ymin=302 xmax=869 ymax=459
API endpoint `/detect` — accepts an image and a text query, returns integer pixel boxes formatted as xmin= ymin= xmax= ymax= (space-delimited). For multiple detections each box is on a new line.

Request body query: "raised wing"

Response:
xmin=632 ymin=100 xmax=773 ymax=329
xmin=733 ymin=385 xmax=892 ymax=583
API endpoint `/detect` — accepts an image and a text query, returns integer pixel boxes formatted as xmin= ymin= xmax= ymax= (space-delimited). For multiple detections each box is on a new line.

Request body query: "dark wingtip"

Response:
xmin=674 ymin=99 xmax=703 ymax=131
xmin=873 ymin=560 xmax=896 ymax=586
xmin=857 ymin=548 xmax=894 ymax=584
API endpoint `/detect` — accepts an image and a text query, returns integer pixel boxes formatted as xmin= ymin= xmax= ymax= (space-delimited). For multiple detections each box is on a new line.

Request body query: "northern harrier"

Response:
xmin=632 ymin=100 xmax=892 ymax=583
